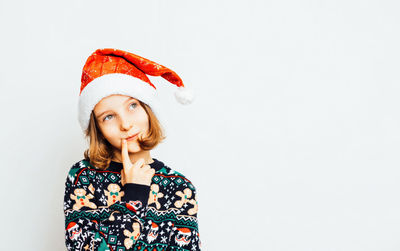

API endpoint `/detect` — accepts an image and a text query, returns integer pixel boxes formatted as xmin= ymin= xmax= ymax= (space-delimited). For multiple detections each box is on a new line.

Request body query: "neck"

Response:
xmin=112 ymin=150 xmax=153 ymax=165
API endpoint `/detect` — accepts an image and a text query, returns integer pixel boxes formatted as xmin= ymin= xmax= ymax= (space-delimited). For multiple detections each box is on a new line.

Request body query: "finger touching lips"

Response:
xmin=121 ymin=139 xmax=130 ymax=165
xmin=126 ymin=133 xmax=139 ymax=141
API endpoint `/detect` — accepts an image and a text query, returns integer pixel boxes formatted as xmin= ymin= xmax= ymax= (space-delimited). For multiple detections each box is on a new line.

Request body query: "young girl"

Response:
xmin=64 ymin=48 xmax=200 ymax=251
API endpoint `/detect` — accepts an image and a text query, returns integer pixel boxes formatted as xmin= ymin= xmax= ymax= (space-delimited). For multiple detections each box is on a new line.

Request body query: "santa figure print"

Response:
xmin=147 ymin=222 xmax=159 ymax=243
xmin=66 ymin=222 xmax=82 ymax=241
xmin=175 ymin=227 xmax=192 ymax=247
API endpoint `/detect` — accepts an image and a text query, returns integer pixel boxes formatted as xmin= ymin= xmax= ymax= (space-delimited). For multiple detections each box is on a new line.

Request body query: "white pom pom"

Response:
xmin=175 ymin=86 xmax=194 ymax=105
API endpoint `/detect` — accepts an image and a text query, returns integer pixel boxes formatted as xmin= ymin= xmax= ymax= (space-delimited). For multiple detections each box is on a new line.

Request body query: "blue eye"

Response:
xmin=104 ymin=115 xmax=113 ymax=121
xmin=129 ymin=102 xmax=137 ymax=109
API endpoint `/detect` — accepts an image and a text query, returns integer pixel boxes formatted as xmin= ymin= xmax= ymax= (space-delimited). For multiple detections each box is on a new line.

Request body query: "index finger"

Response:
xmin=121 ymin=139 xmax=132 ymax=168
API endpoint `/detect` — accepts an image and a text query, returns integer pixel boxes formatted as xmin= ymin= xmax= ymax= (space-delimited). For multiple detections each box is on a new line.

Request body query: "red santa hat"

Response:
xmin=78 ymin=48 xmax=194 ymax=131
xmin=151 ymin=222 xmax=159 ymax=230
xmin=177 ymin=227 xmax=191 ymax=235
xmin=66 ymin=222 xmax=78 ymax=231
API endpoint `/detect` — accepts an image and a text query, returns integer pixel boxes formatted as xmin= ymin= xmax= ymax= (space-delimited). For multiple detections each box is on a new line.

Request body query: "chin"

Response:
xmin=127 ymin=144 xmax=142 ymax=153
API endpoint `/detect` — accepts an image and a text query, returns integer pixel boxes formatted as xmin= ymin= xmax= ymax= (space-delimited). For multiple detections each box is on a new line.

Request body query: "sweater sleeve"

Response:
xmin=167 ymin=181 xmax=201 ymax=251
xmin=63 ymin=162 xmax=150 ymax=250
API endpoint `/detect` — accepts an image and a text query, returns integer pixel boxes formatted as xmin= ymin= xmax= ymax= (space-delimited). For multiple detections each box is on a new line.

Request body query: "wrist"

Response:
xmin=128 ymin=179 xmax=151 ymax=186
xmin=122 ymin=183 xmax=150 ymax=206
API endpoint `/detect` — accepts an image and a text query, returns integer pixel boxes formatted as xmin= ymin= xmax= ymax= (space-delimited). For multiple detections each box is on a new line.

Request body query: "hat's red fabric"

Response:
xmin=80 ymin=48 xmax=183 ymax=95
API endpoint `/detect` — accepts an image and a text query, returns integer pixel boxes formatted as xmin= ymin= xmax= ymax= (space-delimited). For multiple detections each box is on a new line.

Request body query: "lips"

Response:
xmin=126 ymin=133 xmax=139 ymax=141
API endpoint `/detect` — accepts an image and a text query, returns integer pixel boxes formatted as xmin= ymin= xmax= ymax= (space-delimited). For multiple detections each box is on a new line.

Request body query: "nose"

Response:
xmin=120 ymin=115 xmax=133 ymax=131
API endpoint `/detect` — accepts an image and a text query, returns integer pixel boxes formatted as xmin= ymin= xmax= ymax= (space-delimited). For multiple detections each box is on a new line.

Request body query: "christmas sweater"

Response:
xmin=63 ymin=158 xmax=200 ymax=251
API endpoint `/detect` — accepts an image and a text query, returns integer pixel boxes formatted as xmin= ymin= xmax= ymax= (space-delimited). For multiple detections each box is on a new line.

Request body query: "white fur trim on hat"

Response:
xmin=78 ymin=73 xmax=161 ymax=131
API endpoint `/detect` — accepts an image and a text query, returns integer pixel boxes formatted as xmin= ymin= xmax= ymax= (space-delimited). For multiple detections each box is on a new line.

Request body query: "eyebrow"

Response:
xmin=95 ymin=97 xmax=135 ymax=119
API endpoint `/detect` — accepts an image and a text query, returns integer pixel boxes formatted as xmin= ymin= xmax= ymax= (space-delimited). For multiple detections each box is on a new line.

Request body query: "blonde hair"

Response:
xmin=83 ymin=100 xmax=165 ymax=170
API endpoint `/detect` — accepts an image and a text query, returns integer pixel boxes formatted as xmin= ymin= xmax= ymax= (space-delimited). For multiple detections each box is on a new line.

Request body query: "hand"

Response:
xmin=120 ymin=139 xmax=155 ymax=186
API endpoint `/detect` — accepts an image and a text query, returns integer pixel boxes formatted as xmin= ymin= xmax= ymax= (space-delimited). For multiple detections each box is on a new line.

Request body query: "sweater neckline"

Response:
xmin=106 ymin=158 xmax=164 ymax=172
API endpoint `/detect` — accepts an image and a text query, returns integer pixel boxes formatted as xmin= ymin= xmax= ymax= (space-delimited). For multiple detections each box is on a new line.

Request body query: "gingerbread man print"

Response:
xmin=174 ymin=188 xmax=192 ymax=208
xmin=70 ymin=188 xmax=97 ymax=210
xmin=148 ymin=184 xmax=164 ymax=209
xmin=104 ymin=183 xmax=124 ymax=207
xmin=123 ymin=222 xmax=141 ymax=249
xmin=188 ymin=194 xmax=198 ymax=215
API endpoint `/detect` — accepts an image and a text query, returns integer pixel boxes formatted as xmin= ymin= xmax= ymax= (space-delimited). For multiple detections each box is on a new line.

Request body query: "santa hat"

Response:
xmin=151 ymin=222 xmax=159 ymax=230
xmin=78 ymin=48 xmax=194 ymax=131
xmin=177 ymin=227 xmax=191 ymax=235
xmin=66 ymin=222 xmax=78 ymax=231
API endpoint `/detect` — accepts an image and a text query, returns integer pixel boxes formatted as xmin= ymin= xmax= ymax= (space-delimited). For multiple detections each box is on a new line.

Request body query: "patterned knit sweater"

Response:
xmin=63 ymin=158 xmax=200 ymax=251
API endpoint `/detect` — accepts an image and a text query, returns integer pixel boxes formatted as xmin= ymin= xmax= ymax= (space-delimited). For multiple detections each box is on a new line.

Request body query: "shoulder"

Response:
xmin=152 ymin=159 xmax=197 ymax=192
xmin=150 ymin=160 xmax=199 ymax=217
xmin=66 ymin=159 xmax=92 ymax=184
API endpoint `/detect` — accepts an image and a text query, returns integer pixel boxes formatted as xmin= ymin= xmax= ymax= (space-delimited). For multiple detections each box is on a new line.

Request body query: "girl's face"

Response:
xmin=93 ymin=94 xmax=149 ymax=154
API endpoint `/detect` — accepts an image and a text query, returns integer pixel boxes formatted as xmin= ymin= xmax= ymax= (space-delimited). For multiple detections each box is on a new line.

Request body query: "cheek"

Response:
xmin=134 ymin=110 xmax=150 ymax=132
xmin=101 ymin=128 xmax=121 ymax=145
xmin=142 ymin=121 xmax=149 ymax=133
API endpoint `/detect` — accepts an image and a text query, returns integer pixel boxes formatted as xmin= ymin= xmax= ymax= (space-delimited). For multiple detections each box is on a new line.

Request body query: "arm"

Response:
xmin=64 ymin=162 xmax=150 ymax=250
xmin=167 ymin=182 xmax=201 ymax=251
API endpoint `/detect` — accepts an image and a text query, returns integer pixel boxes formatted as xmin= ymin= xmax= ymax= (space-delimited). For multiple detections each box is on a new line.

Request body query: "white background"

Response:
xmin=1 ymin=0 xmax=399 ymax=250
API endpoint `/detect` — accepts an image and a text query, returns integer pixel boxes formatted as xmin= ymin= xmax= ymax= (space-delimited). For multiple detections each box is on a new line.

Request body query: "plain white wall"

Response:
xmin=1 ymin=0 xmax=400 ymax=250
